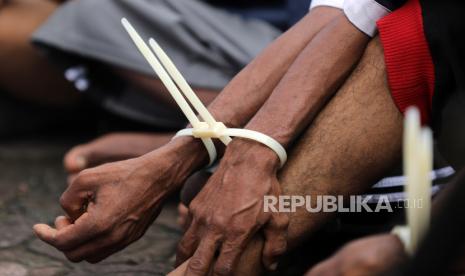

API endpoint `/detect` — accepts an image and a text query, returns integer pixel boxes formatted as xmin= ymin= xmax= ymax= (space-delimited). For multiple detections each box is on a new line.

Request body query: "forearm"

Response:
xmin=231 ymin=37 xmax=403 ymax=273
xmin=245 ymin=14 xmax=370 ymax=149
xmin=152 ymin=7 xmax=344 ymax=181
xmin=206 ymin=7 xmax=342 ymax=129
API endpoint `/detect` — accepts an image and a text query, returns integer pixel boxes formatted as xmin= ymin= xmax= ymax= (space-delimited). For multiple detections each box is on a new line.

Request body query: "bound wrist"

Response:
xmin=224 ymin=138 xmax=281 ymax=171
xmin=144 ymin=136 xmax=210 ymax=191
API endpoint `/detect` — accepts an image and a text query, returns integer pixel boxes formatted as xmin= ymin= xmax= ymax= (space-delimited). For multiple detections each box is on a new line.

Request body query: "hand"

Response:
xmin=307 ymin=234 xmax=408 ymax=276
xmin=176 ymin=140 xmax=289 ymax=276
xmin=33 ymin=145 xmax=190 ymax=263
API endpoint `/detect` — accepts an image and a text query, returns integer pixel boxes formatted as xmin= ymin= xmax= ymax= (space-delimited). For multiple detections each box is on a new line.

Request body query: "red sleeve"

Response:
xmin=377 ymin=0 xmax=435 ymax=125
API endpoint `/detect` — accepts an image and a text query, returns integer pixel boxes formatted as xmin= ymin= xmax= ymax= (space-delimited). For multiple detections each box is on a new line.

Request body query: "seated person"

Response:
xmin=33 ymin=0 xmax=464 ymax=275
xmin=0 ymin=0 xmax=288 ymax=133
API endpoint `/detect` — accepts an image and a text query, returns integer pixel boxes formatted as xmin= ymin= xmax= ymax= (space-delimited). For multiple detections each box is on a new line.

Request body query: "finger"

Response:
xmin=35 ymin=213 xmax=100 ymax=251
xmin=33 ymin=224 xmax=58 ymax=247
xmin=60 ymin=173 xmax=95 ymax=221
xmin=64 ymin=146 xmax=89 ymax=173
xmin=168 ymin=258 xmax=190 ymax=276
xmin=67 ymin=174 xmax=78 ymax=187
xmin=213 ymin=238 xmax=249 ymax=276
xmin=177 ymin=203 xmax=189 ymax=231
xmin=55 ymin=216 xmax=71 ymax=230
xmin=185 ymin=236 xmax=220 ymax=276
xmin=176 ymin=218 xmax=201 ymax=266
xmin=184 ymin=212 xmax=193 ymax=232
xmin=84 ymin=243 xmax=128 ymax=264
xmin=64 ymin=234 xmax=126 ymax=263
xmin=262 ymin=212 xmax=289 ymax=271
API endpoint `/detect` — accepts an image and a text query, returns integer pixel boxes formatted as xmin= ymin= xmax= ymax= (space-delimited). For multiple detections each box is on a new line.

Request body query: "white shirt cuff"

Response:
xmin=310 ymin=0 xmax=344 ymax=10
xmin=343 ymin=0 xmax=390 ymax=37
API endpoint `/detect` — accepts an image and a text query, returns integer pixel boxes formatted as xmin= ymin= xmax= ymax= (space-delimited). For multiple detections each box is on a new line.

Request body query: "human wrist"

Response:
xmin=223 ymin=138 xmax=281 ymax=171
xmin=143 ymin=136 xmax=209 ymax=192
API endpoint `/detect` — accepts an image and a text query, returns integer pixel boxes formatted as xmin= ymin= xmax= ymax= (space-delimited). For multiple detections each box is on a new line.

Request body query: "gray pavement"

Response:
xmin=0 ymin=139 xmax=182 ymax=276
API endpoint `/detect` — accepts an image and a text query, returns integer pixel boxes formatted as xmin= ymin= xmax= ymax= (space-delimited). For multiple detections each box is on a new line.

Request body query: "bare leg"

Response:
xmin=234 ymin=37 xmax=403 ymax=274
xmin=63 ymin=70 xmax=221 ymax=173
xmin=0 ymin=0 xmax=80 ymax=106
xmin=63 ymin=132 xmax=174 ymax=173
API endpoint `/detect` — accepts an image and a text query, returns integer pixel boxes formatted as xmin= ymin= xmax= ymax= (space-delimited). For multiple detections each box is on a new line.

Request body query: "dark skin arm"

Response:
xmin=206 ymin=7 xmax=343 ymax=129
xmin=178 ymin=14 xmax=372 ymax=276
xmin=33 ymin=7 xmax=342 ymax=264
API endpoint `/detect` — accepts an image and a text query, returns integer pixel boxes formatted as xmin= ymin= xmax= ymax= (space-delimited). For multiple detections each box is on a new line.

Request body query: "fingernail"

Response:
xmin=270 ymin=263 xmax=278 ymax=271
xmin=75 ymin=156 xmax=87 ymax=169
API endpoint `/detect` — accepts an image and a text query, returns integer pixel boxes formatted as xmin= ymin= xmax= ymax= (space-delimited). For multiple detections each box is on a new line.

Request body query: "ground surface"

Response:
xmin=0 ymin=139 xmax=182 ymax=276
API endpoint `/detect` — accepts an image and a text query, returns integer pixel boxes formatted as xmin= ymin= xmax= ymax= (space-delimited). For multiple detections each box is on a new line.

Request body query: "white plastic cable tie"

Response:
xmin=122 ymin=18 xmax=287 ymax=168
xmin=391 ymin=107 xmax=433 ymax=256
xmin=121 ymin=18 xmax=217 ymax=166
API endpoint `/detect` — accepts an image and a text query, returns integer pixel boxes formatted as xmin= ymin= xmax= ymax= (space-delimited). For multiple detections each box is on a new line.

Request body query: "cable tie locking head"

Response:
xmin=192 ymin=122 xmax=227 ymax=139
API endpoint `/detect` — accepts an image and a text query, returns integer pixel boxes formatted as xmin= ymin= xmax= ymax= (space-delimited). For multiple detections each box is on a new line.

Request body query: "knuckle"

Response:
xmin=59 ymin=194 xmax=68 ymax=209
xmin=187 ymin=258 xmax=206 ymax=273
xmin=191 ymin=210 xmax=208 ymax=226
xmin=211 ymin=216 xmax=227 ymax=230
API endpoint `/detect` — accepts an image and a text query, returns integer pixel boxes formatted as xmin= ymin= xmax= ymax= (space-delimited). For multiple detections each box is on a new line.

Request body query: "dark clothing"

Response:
xmin=375 ymin=0 xmax=408 ymax=10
